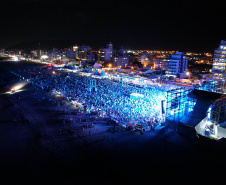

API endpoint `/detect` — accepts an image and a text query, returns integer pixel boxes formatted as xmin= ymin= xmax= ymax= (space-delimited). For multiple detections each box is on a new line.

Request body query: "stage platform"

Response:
xmin=167 ymin=89 xmax=224 ymax=138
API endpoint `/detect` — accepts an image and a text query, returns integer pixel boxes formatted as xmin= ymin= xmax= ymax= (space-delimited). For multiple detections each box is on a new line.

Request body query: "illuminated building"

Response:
xmin=0 ymin=49 xmax=5 ymax=55
xmin=154 ymin=59 xmax=168 ymax=70
xmin=114 ymin=46 xmax=127 ymax=56
xmin=113 ymin=56 xmax=129 ymax=68
xmin=112 ymin=46 xmax=129 ymax=68
xmin=99 ymin=42 xmax=113 ymax=61
xmin=49 ymin=48 xmax=59 ymax=60
xmin=165 ymin=52 xmax=188 ymax=76
xmin=88 ymin=52 xmax=98 ymax=64
xmin=78 ymin=45 xmax=91 ymax=60
xmin=139 ymin=52 xmax=149 ymax=66
xmin=212 ymin=40 xmax=226 ymax=80
xmin=72 ymin=45 xmax=78 ymax=59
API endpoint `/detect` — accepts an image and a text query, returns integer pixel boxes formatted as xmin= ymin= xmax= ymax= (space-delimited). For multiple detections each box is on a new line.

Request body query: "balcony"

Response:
xmin=214 ymin=49 xmax=226 ymax=52
xmin=213 ymin=64 xmax=226 ymax=67
xmin=214 ymin=52 xmax=226 ymax=55
xmin=212 ymin=69 xmax=225 ymax=74
xmin=213 ymin=56 xmax=226 ymax=59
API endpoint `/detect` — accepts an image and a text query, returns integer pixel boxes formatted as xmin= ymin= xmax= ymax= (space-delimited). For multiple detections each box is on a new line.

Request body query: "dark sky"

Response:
xmin=0 ymin=0 xmax=226 ymax=52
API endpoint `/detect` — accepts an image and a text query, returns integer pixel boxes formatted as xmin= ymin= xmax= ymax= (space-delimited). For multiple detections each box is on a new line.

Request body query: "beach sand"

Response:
xmin=1 ymin=61 xmax=225 ymax=185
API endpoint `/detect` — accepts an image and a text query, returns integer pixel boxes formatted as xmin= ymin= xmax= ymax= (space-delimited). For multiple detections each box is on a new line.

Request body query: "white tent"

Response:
xmin=94 ymin=63 xmax=102 ymax=68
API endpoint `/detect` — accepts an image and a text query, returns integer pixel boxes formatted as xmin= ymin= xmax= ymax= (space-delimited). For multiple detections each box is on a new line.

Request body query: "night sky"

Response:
xmin=0 ymin=0 xmax=226 ymax=52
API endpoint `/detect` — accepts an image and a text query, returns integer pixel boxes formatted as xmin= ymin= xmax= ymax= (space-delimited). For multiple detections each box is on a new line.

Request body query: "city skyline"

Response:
xmin=0 ymin=0 xmax=226 ymax=52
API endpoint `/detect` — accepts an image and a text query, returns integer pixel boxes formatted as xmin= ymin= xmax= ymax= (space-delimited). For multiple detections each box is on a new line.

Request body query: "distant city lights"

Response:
xmin=13 ymin=56 xmax=19 ymax=61
xmin=41 ymin=55 xmax=49 ymax=59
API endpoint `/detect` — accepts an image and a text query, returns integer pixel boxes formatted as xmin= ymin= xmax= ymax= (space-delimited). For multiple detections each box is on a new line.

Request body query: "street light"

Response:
xmin=186 ymin=71 xmax=191 ymax=84
xmin=186 ymin=72 xmax=190 ymax=80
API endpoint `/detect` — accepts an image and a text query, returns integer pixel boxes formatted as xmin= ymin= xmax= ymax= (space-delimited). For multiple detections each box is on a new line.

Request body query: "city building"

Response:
xmin=185 ymin=52 xmax=213 ymax=64
xmin=49 ymin=48 xmax=59 ymax=60
xmin=0 ymin=49 xmax=5 ymax=56
xmin=165 ymin=52 xmax=188 ymax=76
xmin=78 ymin=45 xmax=91 ymax=60
xmin=72 ymin=45 xmax=78 ymax=59
xmin=154 ymin=59 xmax=168 ymax=70
xmin=139 ymin=52 xmax=149 ymax=67
xmin=113 ymin=56 xmax=129 ymax=68
xmin=30 ymin=50 xmax=40 ymax=57
xmin=114 ymin=46 xmax=127 ymax=56
xmin=88 ymin=52 xmax=98 ymax=64
xmin=99 ymin=42 xmax=113 ymax=62
xmin=212 ymin=40 xmax=226 ymax=80
xmin=66 ymin=49 xmax=77 ymax=59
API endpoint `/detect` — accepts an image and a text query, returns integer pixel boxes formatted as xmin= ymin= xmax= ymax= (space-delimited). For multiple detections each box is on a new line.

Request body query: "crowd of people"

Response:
xmin=32 ymin=68 xmax=179 ymax=129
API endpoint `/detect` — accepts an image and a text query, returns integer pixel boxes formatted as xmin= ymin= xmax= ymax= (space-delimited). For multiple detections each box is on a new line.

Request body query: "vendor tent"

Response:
xmin=94 ymin=63 xmax=102 ymax=68
xmin=82 ymin=67 xmax=87 ymax=72
xmin=99 ymin=70 xmax=107 ymax=77
xmin=93 ymin=69 xmax=99 ymax=75
xmin=87 ymin=68 xmax=92 ymax=73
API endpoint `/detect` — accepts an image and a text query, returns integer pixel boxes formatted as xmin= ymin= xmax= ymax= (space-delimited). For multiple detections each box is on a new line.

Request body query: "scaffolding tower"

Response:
xmin=118 ymin=76 xmax=127 ymax=87
xmin=166 ymin=87 xmax=195 ymax=122
xmin=88 ymin=79 xmax=97 ymax=93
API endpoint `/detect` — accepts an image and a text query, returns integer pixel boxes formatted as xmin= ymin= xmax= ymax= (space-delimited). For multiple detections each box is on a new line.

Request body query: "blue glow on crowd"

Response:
xmin=33 ymin=68 xmax=181 ymax=128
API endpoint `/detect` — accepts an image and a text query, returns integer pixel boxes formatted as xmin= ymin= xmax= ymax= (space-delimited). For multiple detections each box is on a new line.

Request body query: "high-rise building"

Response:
xmin=165 ymin=52 xmax=188 ymax=76
xmin=112 ymin=46 xmax=129 ymax=68
xmin=72 ymin=45 xmax=78 ymax=59
xmin=139 ymin=52 xmax=149 ymax=66
xmin=212 ymin=40 xmax=226 ymax=80
xmin=88 ymin=52 xmax=98 ymax=64
xmin=99 ymin=42 xmax=113 ymax=61
xmin=113 ymin=56 xmax=129 ymax=68
xmin=66 ymin=50 xmax=77 ymax=59
xmin=114 ymin=46 xmax=127 ymax=56
xmin=78 ymin=45 xmax=91 ymax=60
xmin=154 ymin=59 xmax=168 ymax=70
